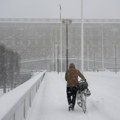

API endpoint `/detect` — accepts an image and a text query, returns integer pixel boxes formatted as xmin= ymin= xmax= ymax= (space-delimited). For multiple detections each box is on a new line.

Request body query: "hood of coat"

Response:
xmin=69 ymin=63 xmax=75 ymax=69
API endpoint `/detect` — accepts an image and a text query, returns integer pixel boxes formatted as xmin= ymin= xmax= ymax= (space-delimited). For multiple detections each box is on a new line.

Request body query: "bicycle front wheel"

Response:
xmin=81 ymin=94 xmax=86 ymax=113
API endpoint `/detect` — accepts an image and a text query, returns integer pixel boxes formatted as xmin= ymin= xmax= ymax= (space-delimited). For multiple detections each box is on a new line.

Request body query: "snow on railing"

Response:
xmin=0 ymin=71 xmax=46 ymax=120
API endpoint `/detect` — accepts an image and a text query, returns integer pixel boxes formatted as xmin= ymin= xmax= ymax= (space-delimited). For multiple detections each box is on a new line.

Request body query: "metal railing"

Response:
xmin=0 ymin=71 xmax=46 ymax=120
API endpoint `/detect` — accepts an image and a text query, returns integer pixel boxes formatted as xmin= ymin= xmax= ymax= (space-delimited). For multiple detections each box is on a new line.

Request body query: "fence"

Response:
xmin=0 ymin=71 xmax=46 ymax=120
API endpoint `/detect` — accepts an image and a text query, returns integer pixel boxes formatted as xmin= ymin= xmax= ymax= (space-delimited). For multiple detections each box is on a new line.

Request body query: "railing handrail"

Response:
xmin=0 ymin=71 xmax=46 ymax=120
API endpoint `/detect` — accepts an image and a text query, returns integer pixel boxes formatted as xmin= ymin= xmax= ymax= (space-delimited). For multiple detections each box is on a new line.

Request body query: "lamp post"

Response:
xmin=59 ymin=4 xmax=63 ymax=72
xmin=62 ymin=19 xmax=72 ymax=71
xmin=52 ymin=31 xmax=55 ymax=71
xmin=113 ymin=43 xmax=117 ymax=74
xmin=93 ymin=52 xmax=96 ymax=71
xmin=87 ymin=44 xmax=90 ymax=71
xmin=101 ymin=23 xmax=104 ymax=70
xmin=55 ymin=44 xmax=58 ymax=72
xmin=81 ymin=0 xmax=84 ymax=71
xmin=114 ymin=43 xmax=117 ymax=74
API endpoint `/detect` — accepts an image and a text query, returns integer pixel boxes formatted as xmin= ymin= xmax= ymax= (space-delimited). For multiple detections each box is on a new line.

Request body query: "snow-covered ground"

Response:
xmin=27 ymin=71 xmax=120 ymax=120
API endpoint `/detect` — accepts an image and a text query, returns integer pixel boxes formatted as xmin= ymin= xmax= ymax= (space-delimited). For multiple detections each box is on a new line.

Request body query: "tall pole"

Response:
xmin=57 ymin=45 xmax=59 ymax=73
xmin=62 ymin=19 xmax=72 ymax=71
xmin=53 ymin=40 xmax=55 ymax=71
xmin=101 ymin=23 xmax=104 ymax=70
xmin=87 ymin=45 xmax=89 ymax=71
xmin=52 ymin=32 xmax=55 ymax=71
xmin=59 ymin=4 xmax=63 ymax=72
xmin=55 ymin=44 xmax=58 ymax=72
xmin=114 ymin=43 xmax=117 ymax=74
xmin=66 ymin=23 xmax=68 ymax=71
xmin=93 ymin=52 xmax=96 ymax=71
xmin=81 ymin=0 xmax=84 ymax=71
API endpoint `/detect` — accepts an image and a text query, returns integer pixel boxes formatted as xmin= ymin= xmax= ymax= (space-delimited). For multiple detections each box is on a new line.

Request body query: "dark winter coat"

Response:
xmin=65 ymin=63 xmax=86 ymax=87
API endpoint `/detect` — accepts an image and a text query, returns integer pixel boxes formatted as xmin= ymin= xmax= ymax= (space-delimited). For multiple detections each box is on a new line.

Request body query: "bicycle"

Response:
xmin=76 ymin=89 xmax=87 ymax=113
xmin=76 ymin=80 xmax=91 ymax=113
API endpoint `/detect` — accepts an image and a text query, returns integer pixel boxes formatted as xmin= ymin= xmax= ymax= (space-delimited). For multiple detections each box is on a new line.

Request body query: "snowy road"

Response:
xmin=27 ymin=72 xmax=120 ymax=120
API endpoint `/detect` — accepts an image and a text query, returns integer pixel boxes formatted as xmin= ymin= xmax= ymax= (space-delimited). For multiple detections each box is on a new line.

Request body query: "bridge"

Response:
xmin=0 ymin=71 xmax=120 ymax=120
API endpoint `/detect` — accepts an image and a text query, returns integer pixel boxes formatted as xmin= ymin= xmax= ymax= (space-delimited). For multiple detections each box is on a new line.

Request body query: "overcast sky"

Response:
xmin=0 ymin=0 xmax=120 ymax=19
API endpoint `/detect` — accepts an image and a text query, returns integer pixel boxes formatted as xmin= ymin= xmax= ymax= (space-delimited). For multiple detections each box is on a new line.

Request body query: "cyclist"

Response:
xmin=65 ymin=63 xmax=86 ymax=110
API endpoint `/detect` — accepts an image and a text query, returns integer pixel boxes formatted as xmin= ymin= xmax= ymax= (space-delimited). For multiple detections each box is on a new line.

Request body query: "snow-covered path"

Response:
xmin=27 ymin=72 xmax=120 ymax=120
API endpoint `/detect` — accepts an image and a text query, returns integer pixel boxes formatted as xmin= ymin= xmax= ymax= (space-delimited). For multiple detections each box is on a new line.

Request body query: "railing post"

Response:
xmin=29 ymin=91 xmax=31 ymax=107
xmin=13 ymin=113 xmax=15 ymax=120
xmin=24 ymin=99 xmax=26 ymax=119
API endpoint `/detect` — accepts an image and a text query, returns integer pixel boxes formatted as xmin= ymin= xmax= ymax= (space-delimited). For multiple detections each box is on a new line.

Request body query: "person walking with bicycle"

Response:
xmin=65 ymin=63 xmax=86 ymax=111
